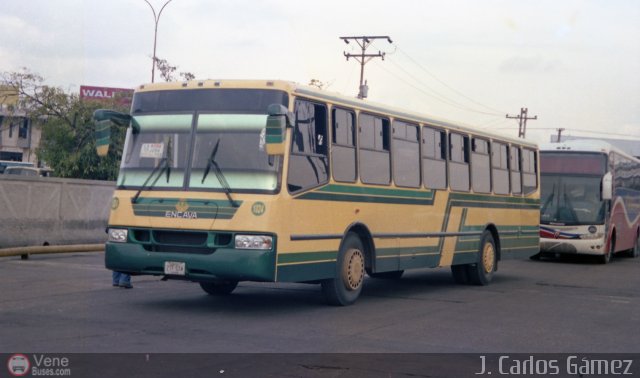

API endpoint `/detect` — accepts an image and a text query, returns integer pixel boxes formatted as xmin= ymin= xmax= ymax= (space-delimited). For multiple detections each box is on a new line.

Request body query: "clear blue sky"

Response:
xmin=1 ymin=0 xmax=638 ymax=143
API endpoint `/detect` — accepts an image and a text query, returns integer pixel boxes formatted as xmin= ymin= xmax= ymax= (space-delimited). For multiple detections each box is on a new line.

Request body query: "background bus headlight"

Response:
xmin=108 ymin=228 xmax=128 ymax=243
xmin=235 ymin=235 xmax=273 ymax=250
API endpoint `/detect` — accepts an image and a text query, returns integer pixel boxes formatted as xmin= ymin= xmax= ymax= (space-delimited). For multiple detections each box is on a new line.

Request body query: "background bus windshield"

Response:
xmin=540 ymin=152 xmax=607 ymax=225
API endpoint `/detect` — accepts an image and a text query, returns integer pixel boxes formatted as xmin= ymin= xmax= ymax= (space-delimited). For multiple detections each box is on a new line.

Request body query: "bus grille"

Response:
xmin=130 ymin=228 xmax=233 ymax=255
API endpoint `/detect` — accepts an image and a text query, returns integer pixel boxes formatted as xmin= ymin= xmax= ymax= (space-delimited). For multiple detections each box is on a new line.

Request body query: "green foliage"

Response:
xmin=0 ymin=68 xmax=127 ymax=180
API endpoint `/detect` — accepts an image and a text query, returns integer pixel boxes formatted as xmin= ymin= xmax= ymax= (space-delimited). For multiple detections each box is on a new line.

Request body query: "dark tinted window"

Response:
xmin=449 ymin=133 xmax=470 ymax=191
xmin=359 ymin=113 xmax=390 ymax=185
xmin=471 ymin=137 xmax=491 ymax=193
xmin=287 ymin=99 xmax=329 ymax=192
xmin=422 ymin=127 xmax=447 ymax=189
xmin=132 ymin=89 xmax=289 ymax=114
xmin=522 ymin=148 xmax=537 ymax=195
xmin=331 ymin=108 xmax=357 ymax=182
xmin=492 ymin=142 xmax=509 ymax=194
xmin=510 ymin=146 xmax=522 ymax=194
xmin=393 ymin=120 xmax=420 ymax=188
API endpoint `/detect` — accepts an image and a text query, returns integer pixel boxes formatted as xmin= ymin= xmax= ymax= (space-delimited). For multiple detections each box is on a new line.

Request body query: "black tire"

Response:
xmin=529 ymin=252 xmax=542 ymax=261
xmin=200 ymin=280 xmax=238 ymax=296
xmin=600 ymin=239 xmax=614 ymax=264
xmin=451 ymin=265 xmax=470 ymax=284
xmin=368 ymin=270 xmax=404 ymax=279
xmin=628 ymin=233 xmax=640 ymax=258
xmin=467 ymin=231 xmax=497 ymax=286
xmin=321 ymin=233 xmax=366 ymax=306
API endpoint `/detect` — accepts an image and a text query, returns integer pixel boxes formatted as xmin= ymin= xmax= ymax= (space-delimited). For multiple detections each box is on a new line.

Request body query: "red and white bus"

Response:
xmin=538 ymin=140 xmax=640 ymax=263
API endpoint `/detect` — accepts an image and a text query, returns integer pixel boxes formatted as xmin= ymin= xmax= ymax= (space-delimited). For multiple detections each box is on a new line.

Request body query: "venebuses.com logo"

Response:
xmin=7 ymin=354 xmax=72 ymax=376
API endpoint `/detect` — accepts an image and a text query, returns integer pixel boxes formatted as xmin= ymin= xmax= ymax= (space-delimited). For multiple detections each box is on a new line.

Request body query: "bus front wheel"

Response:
xmin=467 ymin=231 xmax=497 ymax=286
xmin=629 ymin=233 xmax=640 ymax=258
xmin=321 ymin=233 xmax=365 ymax=306
xmin=200 ymin=280 xmax=238 ymax=296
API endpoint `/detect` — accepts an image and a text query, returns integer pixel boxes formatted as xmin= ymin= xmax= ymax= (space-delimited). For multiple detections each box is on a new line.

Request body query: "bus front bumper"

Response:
xmin=105 ymin=242 xmax=277 ymax=282
xmin=540 ymin=237 xmax=606 ymax=255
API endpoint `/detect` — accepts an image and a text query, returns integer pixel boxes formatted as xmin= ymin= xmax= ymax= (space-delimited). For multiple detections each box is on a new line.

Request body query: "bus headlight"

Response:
xmin=235 ymin=235 xmax=273 ymax=250
xmin=108 ymin=228 xmax=128 ymax=243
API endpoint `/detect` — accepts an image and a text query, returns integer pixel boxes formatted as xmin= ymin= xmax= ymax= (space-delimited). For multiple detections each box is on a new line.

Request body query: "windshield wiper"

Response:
xmin=131 ymin=138 xmax=173 ymax=204
xmin=202 ymin=139 xmax=239 ymax=208
xmin=131 ymin=158 xmax=170 ymax=204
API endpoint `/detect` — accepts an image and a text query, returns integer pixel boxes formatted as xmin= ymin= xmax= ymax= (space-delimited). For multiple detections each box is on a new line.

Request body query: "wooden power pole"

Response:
xmin=340 ymin=35 xmax=392 ymax=99
xmin=506 ymin=108 xmax=538 ymax=138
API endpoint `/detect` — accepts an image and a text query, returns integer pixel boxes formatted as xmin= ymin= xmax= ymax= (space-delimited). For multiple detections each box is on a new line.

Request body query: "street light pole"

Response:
xmin=143 ymin=0 xmax=173 ymax=83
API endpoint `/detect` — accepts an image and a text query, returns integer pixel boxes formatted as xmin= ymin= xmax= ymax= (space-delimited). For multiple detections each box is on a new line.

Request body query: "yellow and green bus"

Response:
xmin=95 ymin=80 xmax=540 ymax=305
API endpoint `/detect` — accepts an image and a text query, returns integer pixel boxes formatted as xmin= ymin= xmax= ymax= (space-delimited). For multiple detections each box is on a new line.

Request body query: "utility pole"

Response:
xmin=556 ymin=128 xmax=565 ymax=142
xmin=340 ymin=35 xmax=392 ymax=99
xmin=506 ymin=107 xmax=538 ymax=138
xmin=144 ymin=0 xmax=173 ymax=83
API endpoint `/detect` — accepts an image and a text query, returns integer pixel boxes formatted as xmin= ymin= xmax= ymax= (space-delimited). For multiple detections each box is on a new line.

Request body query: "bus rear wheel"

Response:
xmin=467 ymin=231 xmax=497 ymax=286
xmin=321 ymin=233 xmax=365 ymax=306
xmin=200 ymin=280 xmax=238 ymax=296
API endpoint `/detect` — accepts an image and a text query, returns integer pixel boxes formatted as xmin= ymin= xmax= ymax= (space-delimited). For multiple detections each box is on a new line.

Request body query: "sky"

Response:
xmin=1 ymin=0 xmax=639 ymax=144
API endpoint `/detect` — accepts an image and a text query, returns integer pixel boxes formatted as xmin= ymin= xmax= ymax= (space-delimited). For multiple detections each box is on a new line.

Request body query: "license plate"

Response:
xmin=164 ymin=261 xmax=186 ymax=276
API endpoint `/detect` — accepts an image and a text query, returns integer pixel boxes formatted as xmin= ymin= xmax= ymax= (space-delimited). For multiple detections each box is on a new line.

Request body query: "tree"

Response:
xmin=0 ymin=68 xmax=127 ymax=180
xmin=154 ymin=56 xmax=195 ymax=82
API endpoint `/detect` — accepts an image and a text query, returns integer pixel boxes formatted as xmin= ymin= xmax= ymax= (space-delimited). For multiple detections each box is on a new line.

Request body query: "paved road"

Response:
xmin=1 ymin=251 xmax=638 ymax=354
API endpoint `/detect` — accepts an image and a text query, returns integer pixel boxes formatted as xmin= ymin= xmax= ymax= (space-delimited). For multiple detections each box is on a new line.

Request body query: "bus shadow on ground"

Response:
xmin=531 ymin=252 xmax=632 ymax=265
xmin=132 ymin=267 xmax=523 ymax=313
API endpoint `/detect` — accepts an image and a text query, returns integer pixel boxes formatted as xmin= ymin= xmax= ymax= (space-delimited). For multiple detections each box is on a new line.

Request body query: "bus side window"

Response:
xmin=287 ymin=99 xmax=329 ymax=193
xmin=331 ymin=107 xmax=357 ymax=183
xmin=449 ymin=132 xmax=470 ymax=191
xmin=471 ymin=137 xmax=491 ymax=193
xmin=492 ymin=141 xmax=509 ymax=195
xmin=422 ymin=126 xmax=447 ymax=189
xmin=510 ymin=146 xmax=522 ymax=194
xmin=359 ymin=113 xmax=390 ymax=185
xmin=392 ymin=120 xmax=420 ymax=188
xmin=522 ymin=148 xmax=537 ymax=194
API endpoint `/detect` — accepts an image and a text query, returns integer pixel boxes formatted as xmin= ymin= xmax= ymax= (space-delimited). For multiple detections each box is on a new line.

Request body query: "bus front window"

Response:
xmin=118 ymin=114 xmax=192 ymax=189
xmin=188 ymin=114 xmax=280 ymax=192
xmin=540 ymin=175 xmax=605 ymax=225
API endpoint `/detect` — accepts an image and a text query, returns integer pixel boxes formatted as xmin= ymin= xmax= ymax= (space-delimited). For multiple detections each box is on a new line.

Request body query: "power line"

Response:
xmin=373 ymin=60 xmax=505 ymax=117
xmin=369 ymin=41 xmax=507 ymax=117
xmin=392 ymin=44 xmax=508 ymax=115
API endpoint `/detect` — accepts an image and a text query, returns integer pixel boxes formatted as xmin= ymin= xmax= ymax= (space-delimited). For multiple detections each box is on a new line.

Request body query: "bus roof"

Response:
xmin=134 ymin=79 xmax=537 ymax=148
xmin=540 ymin=140 xmax=640 ymax=162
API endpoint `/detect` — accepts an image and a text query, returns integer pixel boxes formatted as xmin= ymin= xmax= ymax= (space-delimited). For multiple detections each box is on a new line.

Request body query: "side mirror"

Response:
xmin=264 ymin=104 xmax=292 ymax=156
xmin=602 ymin=171 xmax=613 ymax=201
xmin=93 ymin=109 xmax=133 ymax=157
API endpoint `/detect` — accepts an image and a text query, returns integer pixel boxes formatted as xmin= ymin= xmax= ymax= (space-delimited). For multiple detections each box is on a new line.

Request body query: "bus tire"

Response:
xmin=600 ymin=239 xmax=614 ymax=264
xmin=200 ymin=280 xmax=238 ymax=296
xmin=368 ymin=270 xmax=404 ymax=279
xmin=628 ymin=233 xmax=640 ymax=258
xmin=321 ymin=233 xmax=365 ymax=306
xmin=451 ymin=265 xmax=470 ymax=284
xmin=467 ymin=231 xmax=497 ymax=286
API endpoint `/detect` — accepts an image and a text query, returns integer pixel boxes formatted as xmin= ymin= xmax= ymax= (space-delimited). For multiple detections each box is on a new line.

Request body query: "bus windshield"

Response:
xmin=118 ymin=113 xmax=280 ymax=192
xmin=540 ymin=175 xmax=605 ymax=225
xmin=539 ymin=151 xmax=607 ymax=225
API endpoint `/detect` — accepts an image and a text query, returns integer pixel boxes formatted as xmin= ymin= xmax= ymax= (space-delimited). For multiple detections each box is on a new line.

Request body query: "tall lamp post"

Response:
xmin=144 ymin=0 xmax=173 ymax=83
